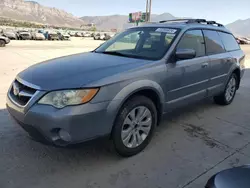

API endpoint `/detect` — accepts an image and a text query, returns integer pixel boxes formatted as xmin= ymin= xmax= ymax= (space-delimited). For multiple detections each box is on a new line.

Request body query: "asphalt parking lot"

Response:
xmin=0 ymin=39 xmax=250 ymax=188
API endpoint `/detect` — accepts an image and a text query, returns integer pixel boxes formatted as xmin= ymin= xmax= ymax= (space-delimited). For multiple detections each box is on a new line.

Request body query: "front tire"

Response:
xmin=214 ymin=73 xmax=238 ymax=105
xmin=112 ymin=95 xmax=157 ymax=157
xmin=0 ymin=40 xmax=6 ymax=47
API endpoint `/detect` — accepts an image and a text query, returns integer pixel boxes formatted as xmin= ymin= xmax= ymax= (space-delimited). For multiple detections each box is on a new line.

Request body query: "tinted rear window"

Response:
xmin=203 ymin=30 xmax=225 ymax=55
xmin=218 ymin=32 xmax=240 ymax=51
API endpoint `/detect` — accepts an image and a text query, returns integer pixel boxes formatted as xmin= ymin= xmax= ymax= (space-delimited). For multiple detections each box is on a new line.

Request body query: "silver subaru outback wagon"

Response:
xmin=6 ymin=19 xmax=245 ymax=156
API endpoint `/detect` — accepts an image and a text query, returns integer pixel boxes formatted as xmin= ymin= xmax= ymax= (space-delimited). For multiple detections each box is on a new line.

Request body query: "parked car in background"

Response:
xmin=100 ymin=33 xmax=106 ymax=40
xmin=75 ymin=32 xmax=83 ymax=37
xmin=94 ymin=33 xmax=105 ymax=40
xmin=236 ymin=38 xmax=240 ymax=44
xmin=103 ymin=33 xmax=111 ymax=40
xmin=57 ymin=32 xmax=70 ymax=40
xmin=242 ymin=37 xmax=250 ymax=44
xmin=31 ymin=32 xmax=46 ymax=40
xmin=236 ymin=37 xmax=250 ymax=44
xmin=93 ymin=33 xmax=100 ymax=40
xmin=18 ymin=31 xmax=32 ymax=40
xmin=68 ymin=31 xmax=76 ymax=37
xmin=3 ymin=30 xmax=17 ymax=40
xmin=0 ymin=35 xmax=10 ymax=47
xmin=6 ymin=19 xmax=245 ymax=157
xmin=104 ymin=33 xmax=115 ymax=40
xmin=83 ymin=32 xmax=91 ymax=37
xmin=48 ymin=32 xmax=59 ymax=40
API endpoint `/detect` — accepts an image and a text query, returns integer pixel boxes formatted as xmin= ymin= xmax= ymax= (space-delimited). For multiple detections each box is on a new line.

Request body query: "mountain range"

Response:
xmin=0 ymin=0 xmax=84 ymax=27
xmin=0 ymin=0 xmax=249 ymax=37
xmin=80 ymin=13 xmax=176 ymax=31
xmin=226 ymin=19 xmax=250 ymax=37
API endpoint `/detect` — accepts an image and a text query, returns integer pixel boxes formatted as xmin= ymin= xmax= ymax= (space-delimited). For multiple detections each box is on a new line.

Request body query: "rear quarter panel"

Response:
xmin=229 ymin=50 xmax=245 ymax=78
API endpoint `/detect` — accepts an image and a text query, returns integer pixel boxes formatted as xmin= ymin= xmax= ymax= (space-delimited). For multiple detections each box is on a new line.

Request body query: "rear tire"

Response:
xmin=0 ymin=40 xmax=6 ymax=47
xmin=112 ymin=95 xmax=157 ymax=157
xmin=214 ymin=73 xmax=238 ymax=105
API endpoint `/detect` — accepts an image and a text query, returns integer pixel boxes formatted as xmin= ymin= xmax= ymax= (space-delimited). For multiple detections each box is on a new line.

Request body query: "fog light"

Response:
xmin=58 ymin=129 xmax=71 ymax=142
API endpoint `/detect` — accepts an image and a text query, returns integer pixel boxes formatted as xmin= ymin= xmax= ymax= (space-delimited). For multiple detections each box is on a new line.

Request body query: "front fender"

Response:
xmin=105 ymin=80 xmax=165 ymax=131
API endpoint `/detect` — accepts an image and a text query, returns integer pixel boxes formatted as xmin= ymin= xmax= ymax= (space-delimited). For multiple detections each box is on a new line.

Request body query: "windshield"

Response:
xmin=95 ymin=27 xmax=179 ymax=60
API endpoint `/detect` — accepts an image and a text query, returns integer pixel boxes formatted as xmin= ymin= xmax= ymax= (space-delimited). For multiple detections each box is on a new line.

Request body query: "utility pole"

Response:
xmin=145 ymin=0 xmax=149 ymax=22
xmin=148 ymin=0 xmax=152 ymax=22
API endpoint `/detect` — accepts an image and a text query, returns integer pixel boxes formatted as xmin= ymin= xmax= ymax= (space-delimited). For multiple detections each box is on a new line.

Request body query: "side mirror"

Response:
xmin=175 ymin=49 xmax=196 ymax=60
xmin=206 ymin=165 xmax=250 ymax=188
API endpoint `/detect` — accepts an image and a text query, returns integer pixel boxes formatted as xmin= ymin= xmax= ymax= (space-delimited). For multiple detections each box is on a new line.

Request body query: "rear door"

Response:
xmin=218 ymin=31 xmax=243 ymax=75
xmin=166 ymin=29 xmax=210 ymax=110
xmin=203 ymin=30 xmax=230 ymax=96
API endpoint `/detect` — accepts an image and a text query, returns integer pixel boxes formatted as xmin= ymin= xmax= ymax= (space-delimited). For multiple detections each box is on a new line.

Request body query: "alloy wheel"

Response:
xmin=121 ymin=106 xmax=152 ymax=148
xmin=225 ymin=76 xmax=236 ymax=102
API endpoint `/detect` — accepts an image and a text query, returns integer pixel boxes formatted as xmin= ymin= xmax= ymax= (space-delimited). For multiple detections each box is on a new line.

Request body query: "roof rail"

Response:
xmin=159 ymin=19 xmax=224 ymax=27
xmin=159 ymin=19 xmax=195 ymax=23
xmin=207 ymin=21 xmax=224 ymax=27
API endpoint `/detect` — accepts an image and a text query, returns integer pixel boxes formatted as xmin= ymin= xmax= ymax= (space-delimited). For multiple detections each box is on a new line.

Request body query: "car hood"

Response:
xmin=4 ymin=32 xmax=16 ymax=37
xmin=18 ymin=52 xmax=152 ymax=91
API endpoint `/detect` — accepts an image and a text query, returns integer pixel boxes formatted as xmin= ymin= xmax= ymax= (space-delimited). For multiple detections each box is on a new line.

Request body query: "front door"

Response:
xmin=165 ymin=29 xmax=210 ymax=111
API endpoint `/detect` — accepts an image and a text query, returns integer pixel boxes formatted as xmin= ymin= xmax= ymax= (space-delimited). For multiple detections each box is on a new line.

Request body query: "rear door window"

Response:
xmin=203 ymin=30 xmax=226 ymax=55
xmin=218 ymin=32 xmax=240 ymax=51
xmin=177 ymin=30 xmax=205 ymax=57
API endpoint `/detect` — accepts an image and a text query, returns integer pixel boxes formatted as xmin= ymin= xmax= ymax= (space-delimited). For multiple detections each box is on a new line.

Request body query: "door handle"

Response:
xmin=201 ymin=63 xmax=209 ymax=68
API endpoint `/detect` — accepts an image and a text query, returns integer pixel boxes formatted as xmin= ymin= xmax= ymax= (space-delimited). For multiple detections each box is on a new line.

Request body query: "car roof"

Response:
xmin=137 ymin=19 xmax=231 ymax=34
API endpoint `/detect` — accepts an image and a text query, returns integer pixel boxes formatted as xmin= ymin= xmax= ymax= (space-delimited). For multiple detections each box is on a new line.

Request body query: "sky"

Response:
xmin=34 ymin=0 xmax=250 ymax=24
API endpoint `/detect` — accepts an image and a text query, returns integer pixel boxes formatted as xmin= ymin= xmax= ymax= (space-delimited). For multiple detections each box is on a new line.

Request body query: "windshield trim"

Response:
xmin=94 ymin=27 xmax=180 ymax=61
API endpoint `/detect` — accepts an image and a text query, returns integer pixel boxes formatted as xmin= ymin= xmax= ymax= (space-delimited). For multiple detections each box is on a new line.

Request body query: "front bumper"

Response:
xmin=6 ymin=95 xmax=113 ymax=146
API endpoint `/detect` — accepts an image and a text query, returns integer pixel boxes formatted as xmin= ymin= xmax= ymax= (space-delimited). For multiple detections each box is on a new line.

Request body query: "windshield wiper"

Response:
xmin=95 ymin=51 xmax=150 ymax=60
xmin=96 ymin=51 xmax=131 ymax=57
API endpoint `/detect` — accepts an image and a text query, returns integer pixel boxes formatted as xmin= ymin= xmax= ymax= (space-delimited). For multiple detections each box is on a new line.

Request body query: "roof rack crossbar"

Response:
xmin=187 ymin=19 xmax=207 ymax=23
xmin=159 ymin=19 xmax=224 ymax=27
xmin=206 ymin=21 xmax=224 ymax=27
xmin=207 ymin=21 xmax=216 ymax=24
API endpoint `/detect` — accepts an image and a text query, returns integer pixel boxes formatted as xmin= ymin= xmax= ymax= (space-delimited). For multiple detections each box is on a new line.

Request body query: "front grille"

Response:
xmin=9 ymin=80 xmax=37 ymax=106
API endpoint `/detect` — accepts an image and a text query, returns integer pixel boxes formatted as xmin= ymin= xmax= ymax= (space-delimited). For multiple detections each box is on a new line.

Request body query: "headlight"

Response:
xmin=38 ymin=89 xmax=99 ymax=109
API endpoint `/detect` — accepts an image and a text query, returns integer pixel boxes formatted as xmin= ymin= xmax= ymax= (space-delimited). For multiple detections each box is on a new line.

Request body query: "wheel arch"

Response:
xmin=0 ymin=39 xmax=6 ymax=42
xmin=107 ymin=80 xmax=165 ymax=132
xmin=232 ymin=68 xmax=241 ymax=89
xmin=0 ymin=39 xmax=6 ymax=46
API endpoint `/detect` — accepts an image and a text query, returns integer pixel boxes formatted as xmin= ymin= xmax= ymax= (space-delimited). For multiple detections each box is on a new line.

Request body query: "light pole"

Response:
xmin=145 ymin=0 xmax=149 ymax=22
xmin=148 ymin=0 xmax=152 ymax=22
